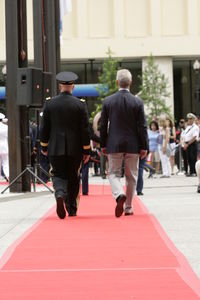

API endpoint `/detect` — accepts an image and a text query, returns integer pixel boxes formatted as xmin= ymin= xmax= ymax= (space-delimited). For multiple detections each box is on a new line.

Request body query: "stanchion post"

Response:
xmin=178 ymin=131 xmax=184 ymax=175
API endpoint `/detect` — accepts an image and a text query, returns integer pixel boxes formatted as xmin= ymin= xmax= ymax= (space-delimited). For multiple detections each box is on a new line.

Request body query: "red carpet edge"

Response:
xmin=136 ymin=196 xmax=200 ymax=297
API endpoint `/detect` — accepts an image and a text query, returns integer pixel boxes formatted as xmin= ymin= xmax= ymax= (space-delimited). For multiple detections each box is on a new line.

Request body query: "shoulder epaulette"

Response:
xmin=45 ymin=97 xmax=51 ymax=101
xmin=80 ymin=98 xmax=85 ymax=103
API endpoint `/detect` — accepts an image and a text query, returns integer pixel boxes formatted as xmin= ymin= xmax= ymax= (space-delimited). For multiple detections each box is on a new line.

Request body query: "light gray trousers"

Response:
xmin=107 ymin=153 xmax=139 ymax=208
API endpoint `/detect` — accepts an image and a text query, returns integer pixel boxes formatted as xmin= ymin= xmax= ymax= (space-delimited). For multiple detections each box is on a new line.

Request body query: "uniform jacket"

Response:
xmin=39 ymin=92 xmax=90 ymax=157
xmin=100 ymin=90 xmax=148 ymax=154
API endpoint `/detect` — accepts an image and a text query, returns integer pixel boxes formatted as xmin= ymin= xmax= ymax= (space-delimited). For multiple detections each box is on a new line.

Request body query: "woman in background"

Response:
xmin=166 ymin=117 xmax=176 ymax=175
xmin=148 ymin=120 xmax=160 ymax=175
xmin=158 ymin=117 xmax=171 ymax=178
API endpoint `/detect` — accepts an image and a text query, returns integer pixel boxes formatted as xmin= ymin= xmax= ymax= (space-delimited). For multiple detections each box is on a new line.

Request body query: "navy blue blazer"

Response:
xmin=100 ymin=90 xmax=148 ymax=154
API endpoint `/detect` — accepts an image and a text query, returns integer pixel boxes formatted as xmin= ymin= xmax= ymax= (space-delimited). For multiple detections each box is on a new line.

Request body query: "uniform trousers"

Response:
xmin=50 ymin=155 xmax=81 ymax=215
xmin=136 ymin=158 xmax=145 ymax=194
xmin=81 ymin=161 xmax=89 ymax=195
xmin=186 ymin=141 xmax=197 ymax=174
xmin=107 ymin=153 xmax=139 ymax=208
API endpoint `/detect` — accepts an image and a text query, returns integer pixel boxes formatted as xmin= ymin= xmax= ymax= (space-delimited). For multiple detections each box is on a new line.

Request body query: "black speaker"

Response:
xmin=43 ymin=71 xmax=52 ymax=101
xmin=17 ymin=68 xmax=43 ymax=107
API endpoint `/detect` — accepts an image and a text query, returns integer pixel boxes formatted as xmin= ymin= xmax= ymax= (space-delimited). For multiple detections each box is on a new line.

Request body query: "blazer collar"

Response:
xmin=119 ymin=88 xmax=130 ymax=92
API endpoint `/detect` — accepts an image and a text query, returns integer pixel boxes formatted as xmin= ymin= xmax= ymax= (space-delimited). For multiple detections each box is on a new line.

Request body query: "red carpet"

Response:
xmin=0 ymin=185 xmax=200 ymax=299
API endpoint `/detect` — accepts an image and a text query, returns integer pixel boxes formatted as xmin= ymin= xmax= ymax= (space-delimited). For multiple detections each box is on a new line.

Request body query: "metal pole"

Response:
xmin=178 ymin=129 xmax=184 ymax=175
xmin=195 ymin=70 xmax=199 ymax=115
xmin=33 ymin=0 xmax=60 ymax=91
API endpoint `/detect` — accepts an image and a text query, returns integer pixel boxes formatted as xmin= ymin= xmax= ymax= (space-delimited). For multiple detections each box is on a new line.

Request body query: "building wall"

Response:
xmin=59 ymin=0 xmax=200 ymax=59
xmin=0 ymin=0 xmax=5 ymax=61
xmin=1 ymin=0 xmax=200 ymax=61
xmin=0 ymin=0 xmax=200 ymax=118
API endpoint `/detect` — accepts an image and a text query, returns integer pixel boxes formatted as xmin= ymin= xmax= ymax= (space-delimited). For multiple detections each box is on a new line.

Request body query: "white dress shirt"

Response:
xmin=184 ymin=124 xmax=199 ymax=143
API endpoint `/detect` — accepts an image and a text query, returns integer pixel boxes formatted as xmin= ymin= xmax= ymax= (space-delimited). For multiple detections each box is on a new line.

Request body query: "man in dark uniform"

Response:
xmin=39 ymin=71 xmax=90 ymax=219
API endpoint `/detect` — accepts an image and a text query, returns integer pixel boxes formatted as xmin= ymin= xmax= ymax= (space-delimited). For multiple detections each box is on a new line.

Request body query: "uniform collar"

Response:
xmin=60 ymin=91 xmax=72 ymax=96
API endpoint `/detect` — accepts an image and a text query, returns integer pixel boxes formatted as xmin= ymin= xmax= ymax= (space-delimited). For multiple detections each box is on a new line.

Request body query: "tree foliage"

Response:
xmin=139 ymin=54 xmax=171 ymax=122
xmin=91 ymin=48 xmax=119 ymax=121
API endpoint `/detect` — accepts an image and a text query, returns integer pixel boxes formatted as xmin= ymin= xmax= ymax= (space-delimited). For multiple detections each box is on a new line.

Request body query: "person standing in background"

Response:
xmin=195 ymin=160 xmax=200 ymax=193
xmin=158 ymin=117 xmax=171 ymax=178
xmin=0 ymin=113 xmax=9 ymax=181
xmin=196 ymin=115 xmax=200 ymax=160
xmin=183 ymin=113 xmax=199 ymax=177
xmin=100 ymin=69 xmax=148 ymax=217
xmin=175 ymin=118 xmax=185 ymax=173
xmin=166 ymin=117 xmax=176 ymax=175
xmin=148 ymin=120 xmax=160 ymax=175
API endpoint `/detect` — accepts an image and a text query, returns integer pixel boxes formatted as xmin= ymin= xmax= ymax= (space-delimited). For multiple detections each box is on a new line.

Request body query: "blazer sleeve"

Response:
xmin=100 ymin=100 xmax=109 ymax=148
xmin=80 ymin=103 xmax=91 ymax=155
xmin=39 ymin=101 xmax=51 ymax=151
xmin=137 ymin=101 xmax=148 ymax=150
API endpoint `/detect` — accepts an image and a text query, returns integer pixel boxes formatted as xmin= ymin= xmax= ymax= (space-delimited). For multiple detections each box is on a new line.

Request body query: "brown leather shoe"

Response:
xmin=56 ymin=196 xmax=66 ymax=219
xmin=115 ymin=194 xmax=126 ymax=218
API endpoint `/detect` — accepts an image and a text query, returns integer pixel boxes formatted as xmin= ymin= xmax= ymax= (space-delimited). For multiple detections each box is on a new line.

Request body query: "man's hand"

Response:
xmin=33 ymin=147 xmax=37 ymax=155
xmin=140 ymin=150 xmax=147 ymax=159
xmin=41 ymin=150 xmax=48 ymax=156
xmin=83 ymin=154 xmax=90 ymax=164
xmin=101 ymin=147 xmax=107 ymax=156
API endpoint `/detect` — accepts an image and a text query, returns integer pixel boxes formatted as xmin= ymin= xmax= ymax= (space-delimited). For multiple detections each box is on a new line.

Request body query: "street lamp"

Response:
xmin=193 ymin=59 xmax=200 ymax=114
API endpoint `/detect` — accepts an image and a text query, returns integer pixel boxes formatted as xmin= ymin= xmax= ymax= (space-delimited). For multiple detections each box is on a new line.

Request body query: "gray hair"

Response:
xmin=116 ymin=69 xmax=132 ymax=88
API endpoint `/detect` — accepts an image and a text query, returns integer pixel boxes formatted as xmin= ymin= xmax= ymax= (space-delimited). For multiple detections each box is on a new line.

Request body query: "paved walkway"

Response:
xmin=0 ymin=171 xmax=200 ymax=280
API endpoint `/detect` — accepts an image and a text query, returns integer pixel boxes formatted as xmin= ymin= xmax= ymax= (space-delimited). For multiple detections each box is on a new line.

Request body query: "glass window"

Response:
xmin=120 ymin=60 xmax=142 ymax=95
xmin=173 ymin=60 xmax=198 ymax=123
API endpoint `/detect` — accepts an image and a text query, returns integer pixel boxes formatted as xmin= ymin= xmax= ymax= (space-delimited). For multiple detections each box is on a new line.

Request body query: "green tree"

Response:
xmin=139 ymin=54 xmax=171 ymax=122
xmin=91 ymin=48 xmax=119 ymax=121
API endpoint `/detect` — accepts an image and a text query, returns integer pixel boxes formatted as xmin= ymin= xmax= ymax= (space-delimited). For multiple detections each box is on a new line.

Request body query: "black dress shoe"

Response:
xmin=197 ymin=185 xmax=200 ymax=193
xmin=115 ymin=194 xmax=126 ymax=218
xmin=68 ymin=208 xmax=77 ymax=217
xmin=148 ymin=168 xmax=155 ymax=178
xmin=186 ymin=173 xmax=197 ymax=177
xmin=56 ymin=196 xmax=66 ymax=219
xmin=137 ymin=192 xmax=144 ymax=196
xmin=69 ymin=212 xmax=77 ymax=217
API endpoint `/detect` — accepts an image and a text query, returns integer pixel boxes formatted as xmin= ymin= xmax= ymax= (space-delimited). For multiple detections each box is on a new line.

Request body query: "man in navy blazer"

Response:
xmin=100 ymin=69 xmax=148 ymax=217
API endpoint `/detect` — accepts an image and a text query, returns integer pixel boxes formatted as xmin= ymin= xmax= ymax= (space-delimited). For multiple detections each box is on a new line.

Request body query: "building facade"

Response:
xmin=1 ymin=0 xmax=200 ymax=121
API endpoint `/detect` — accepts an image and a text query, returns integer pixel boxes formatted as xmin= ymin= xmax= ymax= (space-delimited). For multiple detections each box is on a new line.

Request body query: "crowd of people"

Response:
xmin=86 ymin=112 xmax=200 ymax=196
xmin=146 ymin=113 xmax=199 ymax=180
xmin=1 ymin=68 xmax=200 ymax=220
